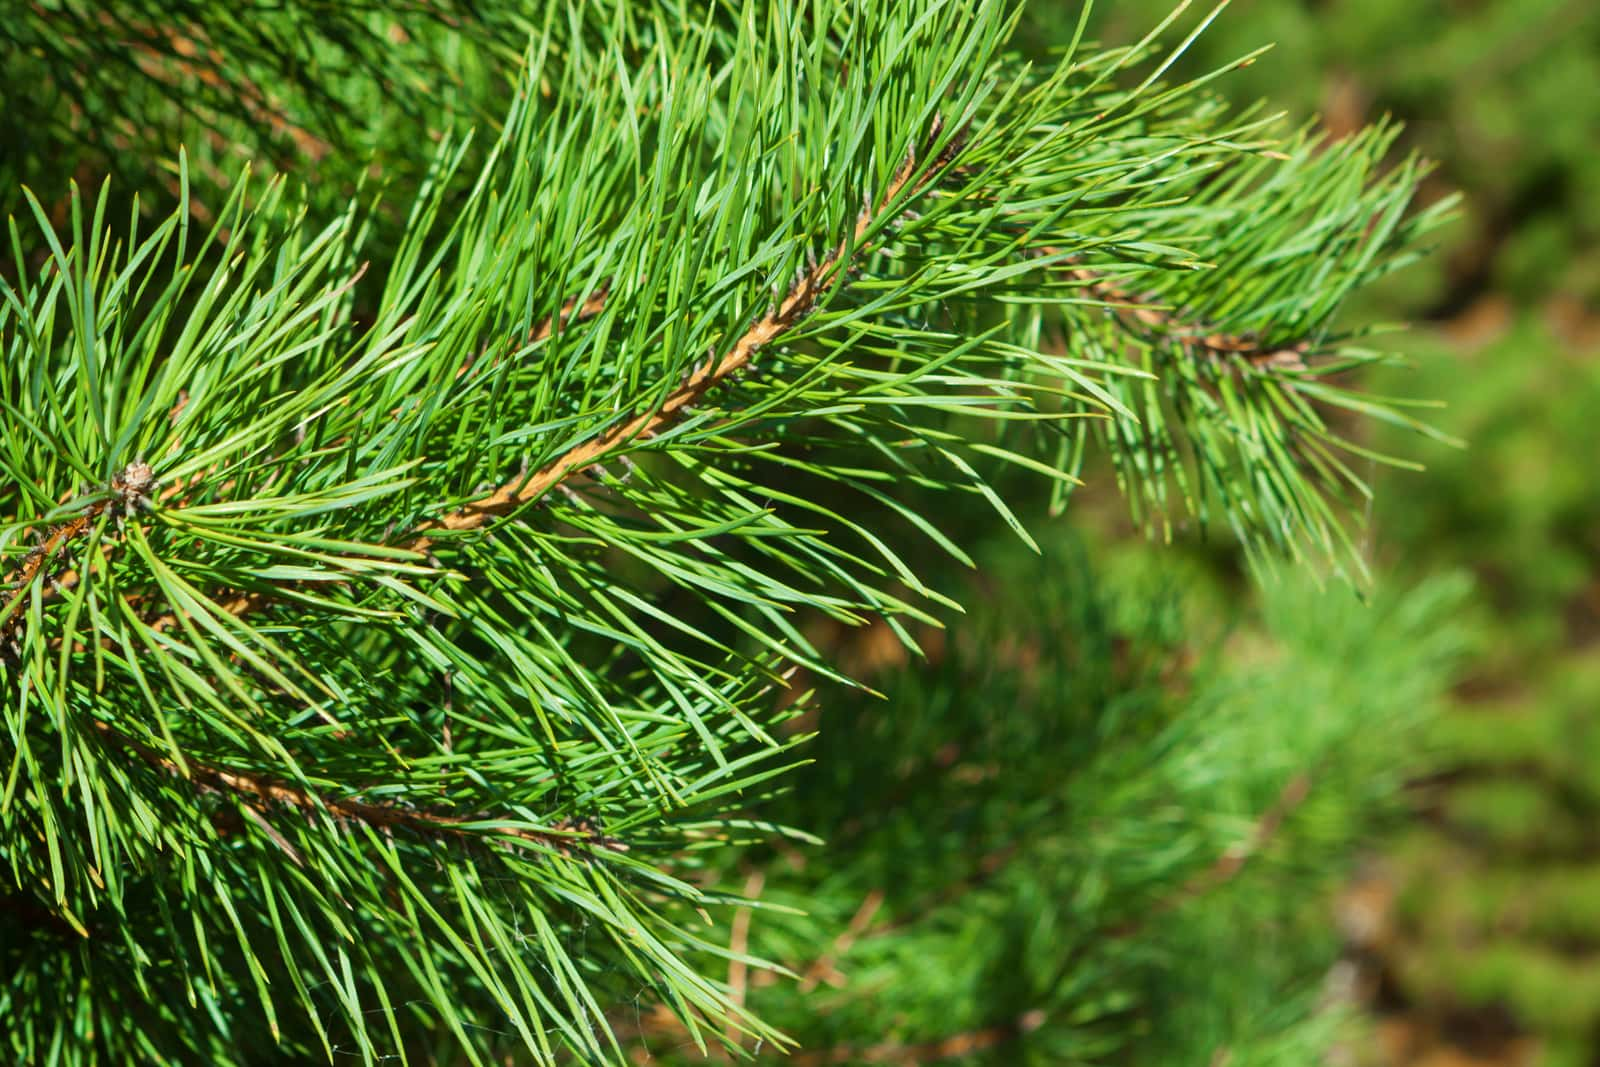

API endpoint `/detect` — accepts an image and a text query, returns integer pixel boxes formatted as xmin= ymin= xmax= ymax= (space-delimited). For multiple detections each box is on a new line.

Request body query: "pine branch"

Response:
xmin=1110 ymin=771 xmax=1315 ymax=939
xmin=0 ymin=461 xmax=155 ymax=645
xmin=90 ymin=717 xmax=629 ymax=858
xmin=132 ymin=114 xmax=963 ymax=634
xmin=1061 ymin=262 xmax=1311 ymax=371
xmin=408 ymin=115 xmax=961 ymax=549
xmin=0 ymin=3 xmax=1459 ymax=1059
xmin=2 ymin=277 xmax=612 ymax=645
xmin=13 ymin=116 xmax=961 ymax=879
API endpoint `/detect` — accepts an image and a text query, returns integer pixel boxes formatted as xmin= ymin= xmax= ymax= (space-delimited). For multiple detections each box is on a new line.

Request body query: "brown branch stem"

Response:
xmin=1044 ymin=251 xmax=1311 ymax=371
xmin=788 ymin=1008 xmax=1048 ymax=1065
xmin=797 ymin=888 xmax=885 ymax=993
xmin=1 ymin=462 xmax=154 ymax=646
xmin=726 ymin=869 xmax=767 ymax=1048
xmin=92 ymin=719 xmax=629 ymax=858
xmin=529 ymin=283 xmax=611 ymax=345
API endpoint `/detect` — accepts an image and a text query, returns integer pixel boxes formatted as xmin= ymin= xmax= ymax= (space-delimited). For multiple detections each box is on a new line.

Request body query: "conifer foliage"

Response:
xmin=3 ymin=2 xmax=1458 ymax=1063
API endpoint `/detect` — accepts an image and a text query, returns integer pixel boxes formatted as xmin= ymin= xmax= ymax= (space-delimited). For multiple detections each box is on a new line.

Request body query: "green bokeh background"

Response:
xmin=1033 ymin=3 xmax=1600 ymax=1062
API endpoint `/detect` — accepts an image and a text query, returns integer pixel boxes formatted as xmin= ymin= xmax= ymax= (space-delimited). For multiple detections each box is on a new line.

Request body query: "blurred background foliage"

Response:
xmin=1023 ymin=2 xmax=1600 ymax=1064
xmin=4 ymin=2 xmax=1596 ymax=1063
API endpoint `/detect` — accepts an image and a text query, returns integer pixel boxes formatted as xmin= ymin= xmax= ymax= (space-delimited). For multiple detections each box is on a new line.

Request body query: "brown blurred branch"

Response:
xmin=789 ymin=1008 xmax=1049 ymax=1065
xmin=1111 ymin=771 xmax=1314 ymax=939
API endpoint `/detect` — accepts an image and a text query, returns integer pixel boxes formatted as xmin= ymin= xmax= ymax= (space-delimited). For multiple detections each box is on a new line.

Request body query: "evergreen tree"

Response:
xmin=1 ymin=3 xmax=1465 ymax=1063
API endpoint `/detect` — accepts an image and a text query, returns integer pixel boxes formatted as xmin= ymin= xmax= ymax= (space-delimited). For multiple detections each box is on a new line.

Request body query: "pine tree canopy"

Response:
xmin=1 ymin=2 xmax=1462 ymax=1063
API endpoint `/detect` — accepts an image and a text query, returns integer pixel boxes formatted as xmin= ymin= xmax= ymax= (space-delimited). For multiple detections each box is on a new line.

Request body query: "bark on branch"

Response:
xmin=1041 ymin=250 xmax=1312 ymax=372
xmin=93 ymin=719 xmax=629 ymax=859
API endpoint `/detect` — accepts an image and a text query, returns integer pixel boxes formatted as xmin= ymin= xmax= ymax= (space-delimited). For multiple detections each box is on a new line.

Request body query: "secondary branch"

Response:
xmin=94 ymin=719 xmax=629 ymax=859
